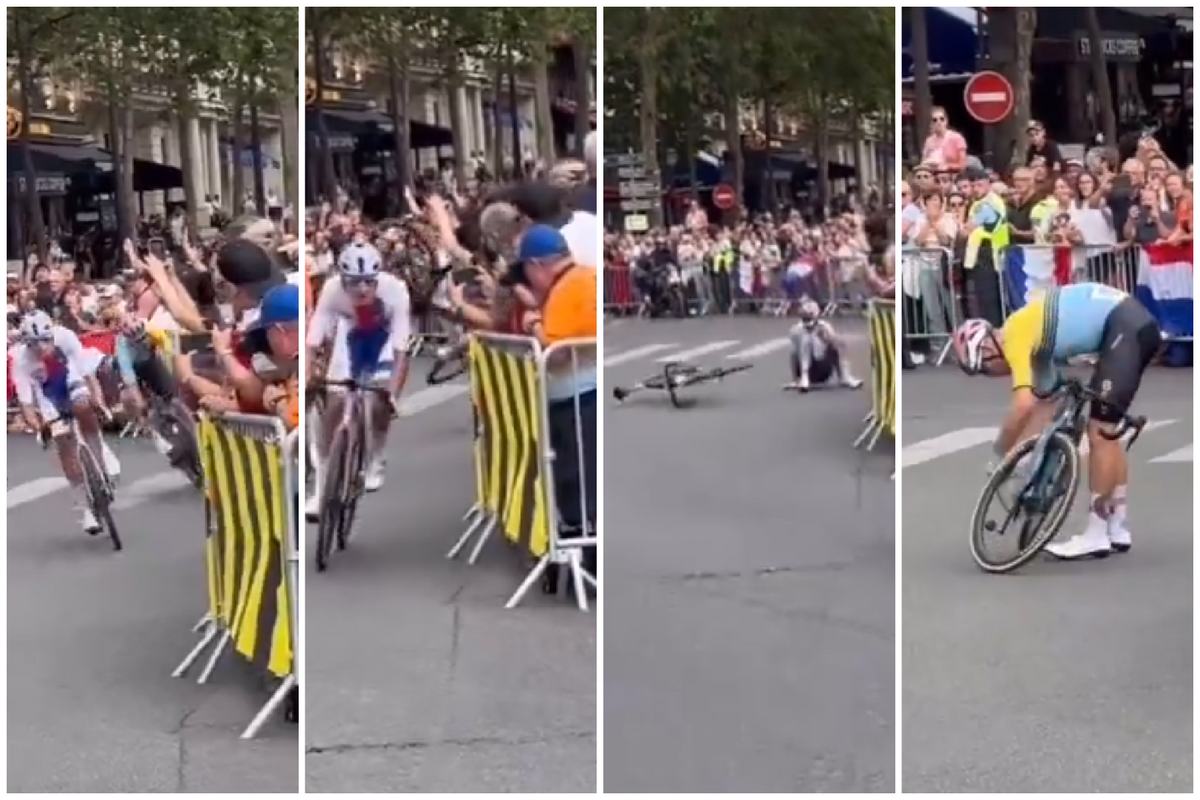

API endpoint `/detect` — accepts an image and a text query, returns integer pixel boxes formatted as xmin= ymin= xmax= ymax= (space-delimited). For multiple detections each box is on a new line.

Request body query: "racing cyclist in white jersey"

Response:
xmin=11 ymin=311 xmax=123 ymax=533
xmin=305 ymin=241 xmax=412 ymax=518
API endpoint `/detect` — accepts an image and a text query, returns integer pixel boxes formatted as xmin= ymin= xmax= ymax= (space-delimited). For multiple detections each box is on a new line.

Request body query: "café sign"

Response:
xmin=1075 ymin=32 xmax=1143 ymax=63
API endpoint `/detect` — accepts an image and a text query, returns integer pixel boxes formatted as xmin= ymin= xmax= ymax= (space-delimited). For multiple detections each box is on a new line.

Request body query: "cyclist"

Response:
xmin=305 ymin=241 xmax=412 ymax=519
xmin=114 ymin=314 xmax=179 ymax=458
xmin=11 ymin=311 xmax=122 ymax=534
xmin=953 ymin=282 xmax=1161 ymax=560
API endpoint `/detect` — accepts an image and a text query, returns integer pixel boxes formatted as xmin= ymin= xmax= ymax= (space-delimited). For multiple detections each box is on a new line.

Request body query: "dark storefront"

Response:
xmin=901 ymin=8 xmax=1192 ymax=164
xmin=304 ymin=76 xmax=452 ymax=214
xmin=7 ymin=106 xmax=182 ymax=269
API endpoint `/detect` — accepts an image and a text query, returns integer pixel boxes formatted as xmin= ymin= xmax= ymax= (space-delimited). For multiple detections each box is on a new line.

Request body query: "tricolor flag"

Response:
xmin=1135 ymin=242 xmax=1193 ymax=339
xmin=1002 ymin=244 xmax=1072 ymax=310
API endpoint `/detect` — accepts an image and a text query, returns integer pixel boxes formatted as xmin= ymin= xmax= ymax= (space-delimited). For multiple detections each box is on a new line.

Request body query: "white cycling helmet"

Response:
xmin=20 ymin=310 xmax=54 ymax=342
xmin=337 ymin=242 xmax=383 ymax=280
xmin=952 ymin=318 xmax=997 ymax=375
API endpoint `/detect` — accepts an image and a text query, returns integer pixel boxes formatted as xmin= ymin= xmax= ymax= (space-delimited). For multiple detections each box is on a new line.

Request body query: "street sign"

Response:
xmin=963 ymin=71 xmax=1015 ymax=125
xmin=623 ymin=214 xmax=649 ymax=232
xmin=619 ymin=199 xmax=657 ymax=212
xmin=617 ymin=181 xmax=658 ymax=197
xmin=712 ymin=183 xmax=737 ymax=210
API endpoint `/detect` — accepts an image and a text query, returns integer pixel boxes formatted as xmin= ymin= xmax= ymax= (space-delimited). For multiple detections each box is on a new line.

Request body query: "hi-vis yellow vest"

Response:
xmin=963 ymin=192 xmax=1009 ymax=269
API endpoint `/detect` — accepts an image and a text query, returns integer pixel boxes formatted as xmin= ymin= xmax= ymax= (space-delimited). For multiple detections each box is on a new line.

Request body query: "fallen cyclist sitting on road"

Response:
xmin=784 ymin=298 xmax=864 ymax=393
xmin=952 ymin=281 xmax=1161 ymax=560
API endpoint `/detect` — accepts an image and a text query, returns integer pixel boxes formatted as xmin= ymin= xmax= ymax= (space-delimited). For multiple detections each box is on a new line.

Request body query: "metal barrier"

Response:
xmin=171 ymin=412 xmax=299 ymax=739
xmin=899 ymin=246 xmax=958 ymax=365
xmin=854 ymin=299 xmax=896 ymax=453
xmin=447 ymin=333 xmax=598 ymax=611
xmin=410 ymin=309 xmax=455 ymax=354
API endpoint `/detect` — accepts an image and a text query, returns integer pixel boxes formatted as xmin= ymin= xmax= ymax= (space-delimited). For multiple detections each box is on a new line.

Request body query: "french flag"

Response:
xmin=1135 ymin=242 xmax=1193 ymax=339
xmin=1002 ymin=245 xmax=1072 ymax=310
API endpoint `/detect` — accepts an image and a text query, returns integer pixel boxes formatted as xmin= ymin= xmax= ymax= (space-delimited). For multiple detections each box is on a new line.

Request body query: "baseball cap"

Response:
xmin=250 ymin=283 xmax=299 ymax=329
xmin=517 ymin=225 xmax=570 ymax=263
xmin=216 ymin=239 xmax=286 ymax=300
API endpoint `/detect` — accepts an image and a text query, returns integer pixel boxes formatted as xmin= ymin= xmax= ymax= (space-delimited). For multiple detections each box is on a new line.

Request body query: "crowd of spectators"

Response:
xmin=604 ymin=201 xmax=894 ymax=317
xmin=900 ymin=106 xmax=1192 ymax=367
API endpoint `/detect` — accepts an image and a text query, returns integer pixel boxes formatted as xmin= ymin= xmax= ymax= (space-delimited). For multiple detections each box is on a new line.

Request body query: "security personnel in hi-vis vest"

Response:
xmin=709 ymin=242 xmax=735 ymax=312
xmin=961 ymin=166 xmax=1009 ymax=325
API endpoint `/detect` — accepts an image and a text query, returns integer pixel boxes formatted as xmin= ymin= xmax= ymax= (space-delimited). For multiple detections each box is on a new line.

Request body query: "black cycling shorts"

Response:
xmin=1089 ymin=297 xmax=1160 ymax=424
xmin=133 ymin=353 xmax=176 ymax=400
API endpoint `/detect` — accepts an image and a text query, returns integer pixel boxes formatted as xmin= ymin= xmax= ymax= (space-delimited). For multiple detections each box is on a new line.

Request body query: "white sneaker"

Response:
xmin=910 ymin=352 xmax=926 ymax=366
xmin=1107 ymin=521 xmax=1132 ymax=553
xmin=798 ymin=373 xmax=811 ymax=393
xmin=1044 ymin=522 xmax=1113 ymax=561
xmin=101 ymin=441 xmax=122 ymax=478
xmin=81 ymin=506 xmax=101 ymax=535
xmin=839 ymin=374 xmax=863 ymax=390
xmin=364 ymin=457 xmax=386 ymax=492
xmin=304 ymin=494 xmax=321 ymax=522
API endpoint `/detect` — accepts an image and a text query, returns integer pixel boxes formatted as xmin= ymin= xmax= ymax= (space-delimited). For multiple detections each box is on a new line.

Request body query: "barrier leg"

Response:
xmin=191 ymin=613 xmax=212 ymax=633
xmin=465 ymin=515 xmax=497 ymax=565
xmin=853 ymin=414 xmax=879 ymax=448
xmin=461 ymin=502 xmax=481 ymax=523
xmin=505 ymin=554 xmax=553 ymax=609
xmin=171 ymin=618 xmax=218 ymax=678
xmin=241 ymin=674 xmax=297 ymax=740
xmin=568 ymin=548 xmax=594 ymax=613
xmin=196 ymin=629 xmax=232 ymax=685
xmin=934 ymin=338 xmax=953 ymax=367
xmin=447 ymin=510 xmax=490 ymax=561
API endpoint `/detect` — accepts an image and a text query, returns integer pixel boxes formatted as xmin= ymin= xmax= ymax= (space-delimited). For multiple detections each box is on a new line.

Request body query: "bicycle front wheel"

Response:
xmin=80 ymin=442 xmax=122 ymax=552
xmin=336 ymin=413 xmax=367 ymax=551
xmin=316 ymin=429 xmax=347 ymax=572
xmin=969 ymin=431 xmax=1080 ymax=574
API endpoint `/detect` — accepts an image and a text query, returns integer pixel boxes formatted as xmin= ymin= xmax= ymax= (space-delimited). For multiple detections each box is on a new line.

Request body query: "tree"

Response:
xmin=1084 ymin=8 xmax=1117 ymax=147
xmin=907 ymin=7 xmax=933 ymax=162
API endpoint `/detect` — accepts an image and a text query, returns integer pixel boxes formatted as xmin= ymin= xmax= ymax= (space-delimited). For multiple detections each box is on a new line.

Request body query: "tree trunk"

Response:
xmin=231 ymin=91 xmax=247 ymax=208
xmin=572 ymin=37 xmax=592 ymax=156
xmin=279 ymin=72 xmax=300 ymax=218
xmin=1010 ymin=8 xmax=1037 ymax=167
xmin=723 ymin=89 xmax=742 ymax=214
xmin=488 ymin=54 xmax=503 ymax=177
xmin=507 ymin=48 xmax=520 ymax=177
xmin=1085 ymin=8 xmax=1117 ymax=146
xmin=250 ymin=101 xmax=265 ymax=214
xmin=532 ymin=51 xmax=556 ymax=164
xmin=105 ymin=79 xmax=130 ymax=245
xmin=910 ymin=7 xmax=933 ymax=161
xmin=387 ymin=49 xmax=412 ymax=201
xmin=815 ymin=98 xmax=831 ymax=218
xmin=310 ymin=11 xmax=337 ymax=202
xmin=17 ymin=36 xmax=47 ymax=268
xmin=120 ymin=102 xmax=136 ymax=244
xmin=850 ymin=105 xmax=865 ymax=200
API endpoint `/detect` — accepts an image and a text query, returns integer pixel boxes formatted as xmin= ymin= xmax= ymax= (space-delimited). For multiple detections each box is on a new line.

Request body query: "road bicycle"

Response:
xmin=41 ymin=411 xmax=122 ymax=551
xmin=145 ymin=391 xmax=202 ymax=488
xmin=969 ymin=376 xmax=1147 ymax=574
xmin=425 ymin=341 xmax=468 ymax=386
xmin=311 ymin=377 xmax=393 ymax=572
xmin=612 ymin=360 xmax=753 ymax=409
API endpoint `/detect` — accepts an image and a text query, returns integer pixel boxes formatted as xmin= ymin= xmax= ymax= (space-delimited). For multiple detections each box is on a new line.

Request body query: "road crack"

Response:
xmin=667 ymin=560 xmax=859 ymax=584
xmin=306 ymin=728 xmax=594 ymax=757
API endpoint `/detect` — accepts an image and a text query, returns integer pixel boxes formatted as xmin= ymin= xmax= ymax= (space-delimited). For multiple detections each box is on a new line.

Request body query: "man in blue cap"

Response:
xmin=245 ymin=282 xmax=300 ymax=427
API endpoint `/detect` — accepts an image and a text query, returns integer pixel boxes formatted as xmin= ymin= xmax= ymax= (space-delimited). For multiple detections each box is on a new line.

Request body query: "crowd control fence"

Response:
xmin=447 ymin=332 xmax=598 ymax=612
xmin=171 ymin=412 xmax=300 ymax=740
xmin=854 ymin=299 xmax=896 ymax=455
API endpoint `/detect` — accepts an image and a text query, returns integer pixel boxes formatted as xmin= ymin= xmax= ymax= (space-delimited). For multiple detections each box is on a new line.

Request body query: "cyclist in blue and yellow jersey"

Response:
xmin=952 ymin=283 xmax=1162 ymax=560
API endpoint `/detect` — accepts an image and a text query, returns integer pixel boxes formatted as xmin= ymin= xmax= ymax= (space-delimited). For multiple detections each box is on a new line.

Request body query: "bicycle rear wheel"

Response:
xmin=969 ymin=431 xmax=1080 ymax=574
xmin=316 ymin=429 xmax=347 ymax=572
xmin=80 ymin=442 xmax=122 ymax=552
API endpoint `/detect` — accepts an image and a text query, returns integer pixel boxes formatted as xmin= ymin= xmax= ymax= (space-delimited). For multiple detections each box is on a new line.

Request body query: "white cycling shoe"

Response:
xmin=80 ymin=506 xmax=101 ymax=535
xmin=364 ymin=457 xmax=386 ymax=492
xmin=1108 ymin=521 xmax=1133 ymax=554
xmin=101 ymin=441 xmax=122 ymax=478
xmin=1044 ymin=516 xmax=1113 ymax=560
xmin=304 ymin=493 xmax=321 ymax=521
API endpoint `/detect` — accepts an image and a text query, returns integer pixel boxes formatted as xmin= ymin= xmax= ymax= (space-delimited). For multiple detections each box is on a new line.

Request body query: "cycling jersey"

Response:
xmin=11 ymin=326 xmax=98 ymax=420
xmin=1001 ymin=282 xmax=1133 ymax=392
xmin=307 ymin=271 xmax=412 ymax=383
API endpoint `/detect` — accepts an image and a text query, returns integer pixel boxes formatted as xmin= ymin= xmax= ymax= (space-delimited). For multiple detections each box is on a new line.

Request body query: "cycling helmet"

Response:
xmin=337 ymin=242 xmax=382 ymax=279
xmin=20 ymin=310 xmax=54 ymax=342
xmin=953 ymin=318 xmax=997 ymax=375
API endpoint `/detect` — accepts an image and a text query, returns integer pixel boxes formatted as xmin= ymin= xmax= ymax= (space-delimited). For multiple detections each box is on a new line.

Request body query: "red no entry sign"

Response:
xmin=963 ymin=71 xmax=1014 ymax=125
xmin=713 ymin=183 xmax=737 ymax=210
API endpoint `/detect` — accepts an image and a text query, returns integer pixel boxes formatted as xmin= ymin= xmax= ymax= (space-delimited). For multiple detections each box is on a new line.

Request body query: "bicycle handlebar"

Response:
xmin=314 ymin=378 xmax=394 ymax=397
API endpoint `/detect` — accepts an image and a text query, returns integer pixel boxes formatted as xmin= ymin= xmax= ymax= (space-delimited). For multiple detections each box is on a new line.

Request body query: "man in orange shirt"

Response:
xmin=507 ymin=224 xmax=597 ymax=574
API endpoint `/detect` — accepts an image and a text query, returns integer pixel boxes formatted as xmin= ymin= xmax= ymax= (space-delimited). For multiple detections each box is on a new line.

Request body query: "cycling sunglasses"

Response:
xmin=340 ymin=274 xmax=378 ymax=288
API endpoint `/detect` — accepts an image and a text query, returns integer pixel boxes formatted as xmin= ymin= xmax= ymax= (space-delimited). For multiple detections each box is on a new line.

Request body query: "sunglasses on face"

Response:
xmin=341 ymin=275 xmax=378 ymax=288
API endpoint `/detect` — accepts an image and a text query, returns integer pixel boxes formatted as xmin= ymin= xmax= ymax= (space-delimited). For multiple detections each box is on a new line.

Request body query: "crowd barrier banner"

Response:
xmin=171 ymin=411 xmax=299 ymax=740
xmin=447 ymin=332 xmax=598 ymax=611
xmin=854 ymin=298 xmax=896 ymax=453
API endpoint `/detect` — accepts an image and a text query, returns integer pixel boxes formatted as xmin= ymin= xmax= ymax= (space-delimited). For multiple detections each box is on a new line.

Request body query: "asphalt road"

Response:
xmin=7 ymin=434 xmax=298 ymax=793
xmin=602 ymin=316 xmax=895 ymax=793
xmin=901 ymin=366 xmax=1193 ymax=793
xmin=303 ymin=367 xmax=597 ymax=793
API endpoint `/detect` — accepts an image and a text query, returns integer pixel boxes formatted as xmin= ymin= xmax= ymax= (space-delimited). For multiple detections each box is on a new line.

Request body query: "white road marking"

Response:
xmin=605 ymin=343 xmax=677 ymax=367
xmin=901 ymin=427 xmax=998 ymax=469
xmin=1150 ymin=443 xmax=1192 ymax=463
xmin=726 ymin=338 xmax=791 ymax=360
xmin=7 ymin=477 xmax=69 ymax=509
xmin=112 ymin=472 xmax=192 ymax=510
xmin=398 ymin=384 xmax=470 ymax=416
xmin=656 ymin=340 xmax=740 ymax=362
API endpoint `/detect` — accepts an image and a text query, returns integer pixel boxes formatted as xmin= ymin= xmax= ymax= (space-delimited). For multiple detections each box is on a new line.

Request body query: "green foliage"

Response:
xmin=604 ymin=7 xmax=894 ymax=151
